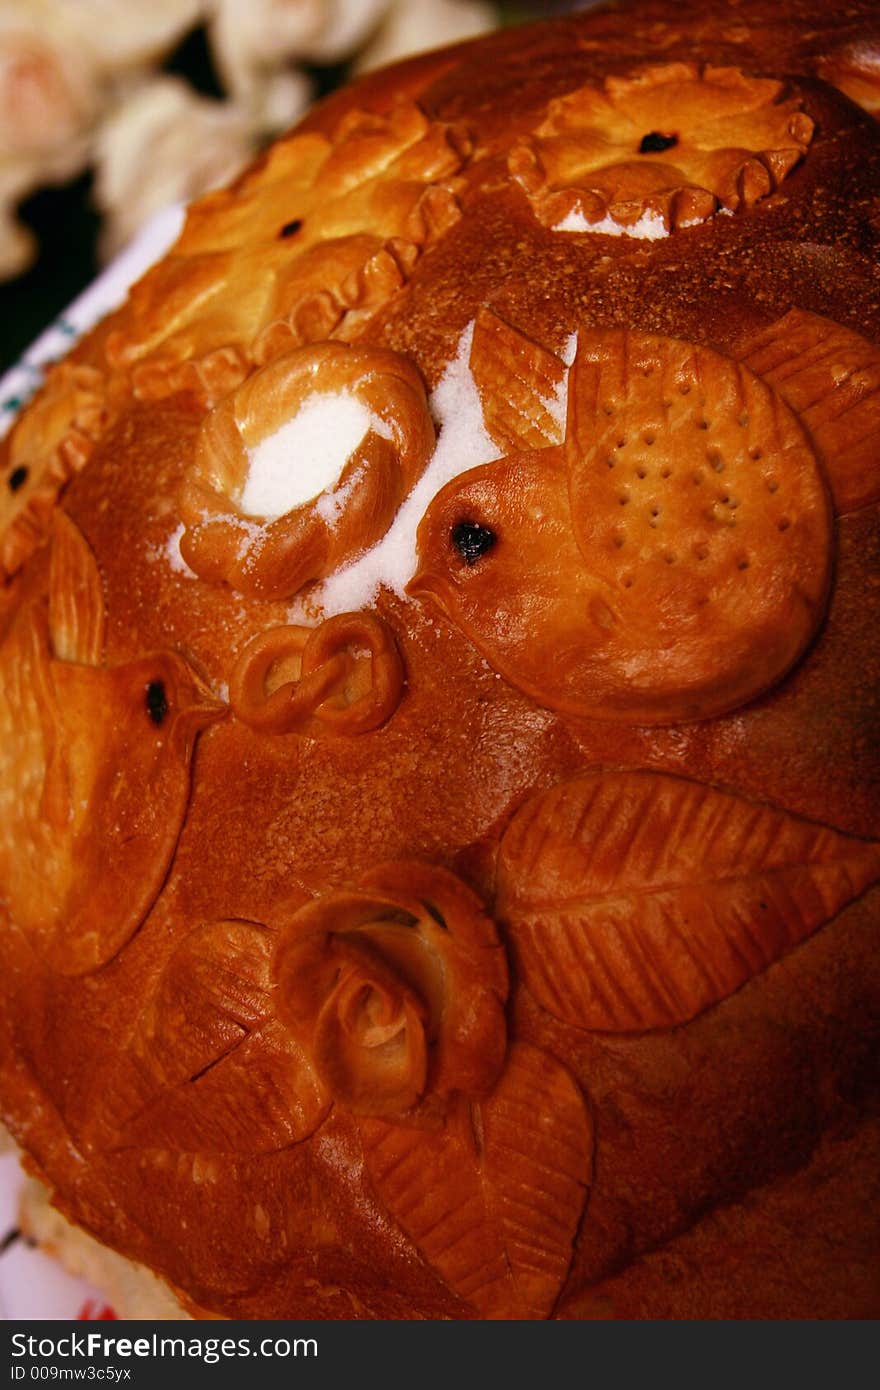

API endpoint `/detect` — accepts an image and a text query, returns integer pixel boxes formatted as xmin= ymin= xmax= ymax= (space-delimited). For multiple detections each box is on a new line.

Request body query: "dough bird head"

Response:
xmin=0 ymin=512 xmax=225 ymax=974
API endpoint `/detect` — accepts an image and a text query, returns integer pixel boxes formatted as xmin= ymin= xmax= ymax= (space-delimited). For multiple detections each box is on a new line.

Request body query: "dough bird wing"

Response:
xmin=47 ymin=510 xmax=105 ymax=665
xmin=733 ymin=307 xmax=880 ymax=513
xmin=469 ymin=308 xmax=568 ymax=453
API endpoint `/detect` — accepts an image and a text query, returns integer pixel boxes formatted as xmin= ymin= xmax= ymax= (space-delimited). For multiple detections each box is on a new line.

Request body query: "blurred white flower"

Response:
xmin=93 ymin=76 xmax=256 ymax=260
xmin=0 ymin=0 xmax=206 ymax=279
xmin=205 ymin=0 xmax=388 ymax=127
xmin=356 ymin=0 xmax=495 ymax=72
xmin=253 ymin=66 xmax=314 ymax=134
xmin=0 ymin=163 xmax=40 ymax=280
xmin=292 ymin=0 xmax=392 ymax=63
xmin=0 ymin=1 xmax=101 ymax=164
xmin=0 ymin=0 xmax=108 ymax=277
xmin=0 ymin=0 xmax=502 ymax=283
xmin=64 ymin=0 xmax=203 ymax=75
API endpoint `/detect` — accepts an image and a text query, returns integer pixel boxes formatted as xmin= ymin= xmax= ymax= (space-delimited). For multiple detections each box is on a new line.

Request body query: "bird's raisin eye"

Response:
xmin=639 ymin=131 xmax=678 ymax=153
xmin=146 ymin=680 xmax=169 ymax=726
xmin=8 ymin=465 xmax=28 ymax=492
xmin=279 ymin=218 xmax=303 ymax=238
xmin=452 ymin=520 xmax=497 ymax=565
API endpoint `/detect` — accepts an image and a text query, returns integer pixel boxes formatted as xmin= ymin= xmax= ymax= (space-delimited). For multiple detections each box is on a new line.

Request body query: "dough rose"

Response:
xmin=273 ymin=863 xmax=508 ymax=1118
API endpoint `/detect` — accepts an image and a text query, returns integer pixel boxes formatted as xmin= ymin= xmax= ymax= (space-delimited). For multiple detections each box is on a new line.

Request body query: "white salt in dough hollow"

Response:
xmin=241 ymin=392 xmax=378 ymax=519
xmin=178 ymin=343 xmax=435 ymax=601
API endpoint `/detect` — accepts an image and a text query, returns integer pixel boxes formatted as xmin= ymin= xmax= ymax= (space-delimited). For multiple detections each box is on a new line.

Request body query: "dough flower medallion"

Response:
xmin=0 ymin=362 xmax=113 ymax=580
xmin=105 ymin=101 xmax=470 ymax=375
xmin=1 ymin=0 xmax=879 ymax=1324
xmin=510 ymin=62 xmax=814 ymax=234
xmin=179 ymin=342 xmax=435 ymax=599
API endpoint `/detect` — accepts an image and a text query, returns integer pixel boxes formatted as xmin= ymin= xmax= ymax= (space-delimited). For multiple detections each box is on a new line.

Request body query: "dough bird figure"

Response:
xmin=410 ymin=328 xmax=833 ymax=724
xmin=0 ymin=512 xmax=224 ymax=975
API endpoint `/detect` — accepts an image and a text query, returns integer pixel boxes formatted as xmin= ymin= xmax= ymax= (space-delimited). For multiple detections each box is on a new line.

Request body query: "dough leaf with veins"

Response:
xmin=106 ymin=918 xmax=330 ymax=1153
xmin=361 ymin=1043 xmax=591 ymax=1320
xmin=496 ymin=770 xmax=880 ymax=1032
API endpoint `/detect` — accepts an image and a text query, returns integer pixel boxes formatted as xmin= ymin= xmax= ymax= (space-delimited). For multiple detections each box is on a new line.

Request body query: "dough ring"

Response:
xmin=179 ymin=342 xmax=435 ymax=600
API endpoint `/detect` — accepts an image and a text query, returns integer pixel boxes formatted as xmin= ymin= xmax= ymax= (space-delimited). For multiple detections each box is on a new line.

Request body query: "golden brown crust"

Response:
xmin=0 ymin=0 xmax=879 ymax=1322
xmin=0 ymin=364 xmax=115 ymax=581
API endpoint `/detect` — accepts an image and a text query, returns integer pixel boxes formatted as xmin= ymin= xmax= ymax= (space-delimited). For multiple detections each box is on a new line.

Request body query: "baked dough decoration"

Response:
xmin=1 ymin=363 xmax=113 ymax=582
xmin=129 ymin=344 xmax=251 ymax=410
xmin=107 ymin=919 xmax=331 ymax=1154
xmin=104 ymin=862 xmax=590 ymax=1318
xmin=275 ymin=863 xmax=508 ymax=1116
xmin=509 ymin=63 xmax=814 ymax=234
xmin=274 ymin=862 xmax=590 ymax=1319
xmin=733 ymin=307 xmax=880 ymax=513
xmin=0 ymin=7 xmax=877 ymax=1325
xmin=179 ymin=343 xmax=435 ymax=600
xmin=105 ymin=102 xmax=470 ymax=384
xmin=359 ymin=1041 xmax=591 ymax=1319
xmin=0 ymin=512 xmax=224 ymax=974
xmin=817 ymin=41 xmax=880 ymax=118
xmin=412 ymin=327 xmax=832 ymax=724
xmin=469 ymin=307 xmax=568 ymax=452
xmin=496 ymin=770 xmax=880 ymax=1033
xmin=229 ymin=611 xmax=404 ymax=737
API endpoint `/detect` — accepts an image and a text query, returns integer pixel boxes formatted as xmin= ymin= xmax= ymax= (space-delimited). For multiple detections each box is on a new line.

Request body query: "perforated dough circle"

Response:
xmin=566 ymin=330 xmax=831 ymax=636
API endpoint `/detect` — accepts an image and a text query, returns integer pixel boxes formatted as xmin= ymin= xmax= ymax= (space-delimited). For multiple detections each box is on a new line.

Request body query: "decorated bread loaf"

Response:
xmin=1 ymin=0 xmax=879 ymax=1320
